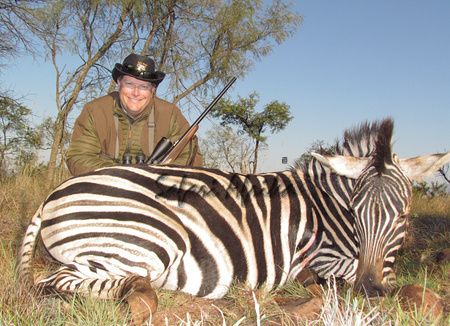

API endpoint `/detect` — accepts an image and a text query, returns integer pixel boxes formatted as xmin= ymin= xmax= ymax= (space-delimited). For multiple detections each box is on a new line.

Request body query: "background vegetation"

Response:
xmin=0 ymin=0 xmax=301 ymax=184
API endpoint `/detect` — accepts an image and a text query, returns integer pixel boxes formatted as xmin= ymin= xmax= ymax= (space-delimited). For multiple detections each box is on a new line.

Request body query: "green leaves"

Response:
xmin=212 ymin=92 xmax=292 ymax=142
xmin=0 ymin=96 xmax=43 ymax=171
xmin=211 ymin=91 xmax=292 ymax=172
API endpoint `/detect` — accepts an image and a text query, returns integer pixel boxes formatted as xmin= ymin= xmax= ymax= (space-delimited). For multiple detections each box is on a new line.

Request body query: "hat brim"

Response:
xmin=112 ymin=63 xmax=165 ymax=86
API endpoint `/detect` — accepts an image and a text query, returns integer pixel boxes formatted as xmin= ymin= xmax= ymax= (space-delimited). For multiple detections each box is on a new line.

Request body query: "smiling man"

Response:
xmin=66 ymin=54 xmax=202 ymax=176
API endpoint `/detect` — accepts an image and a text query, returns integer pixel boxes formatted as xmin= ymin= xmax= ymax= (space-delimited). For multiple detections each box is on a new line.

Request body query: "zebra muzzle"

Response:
xmin=354 ymin=258 xmax=386 ymax=297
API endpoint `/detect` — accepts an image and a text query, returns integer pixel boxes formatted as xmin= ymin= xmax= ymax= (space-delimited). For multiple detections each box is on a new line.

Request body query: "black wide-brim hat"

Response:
xmin=112 ymin=54 xmax=165 ymax=86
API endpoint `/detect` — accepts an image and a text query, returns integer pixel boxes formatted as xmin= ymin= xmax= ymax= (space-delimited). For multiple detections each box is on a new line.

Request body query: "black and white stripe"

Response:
xmin=18 ymin=118 xmax=450 ymax=299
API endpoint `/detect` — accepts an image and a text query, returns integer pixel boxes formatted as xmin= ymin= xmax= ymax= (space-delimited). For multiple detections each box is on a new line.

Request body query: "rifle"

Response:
xmin=146 ymin=76 xmax=237 ymax=164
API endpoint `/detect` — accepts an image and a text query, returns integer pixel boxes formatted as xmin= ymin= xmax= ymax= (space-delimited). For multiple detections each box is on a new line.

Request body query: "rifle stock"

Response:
xmin=159 ymin=125 xmax=198 ymax=164
xmin=147 ymin=76 xmax=237 ymax=165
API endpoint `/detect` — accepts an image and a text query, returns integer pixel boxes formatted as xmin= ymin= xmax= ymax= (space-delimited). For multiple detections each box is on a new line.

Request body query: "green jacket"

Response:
xmin=66 ymin=92 xmax=202 ymax=176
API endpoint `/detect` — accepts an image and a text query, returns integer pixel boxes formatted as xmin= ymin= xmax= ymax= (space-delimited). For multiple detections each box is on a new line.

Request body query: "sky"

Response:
xmin=2 ymin=0 xmax=449 ymax=176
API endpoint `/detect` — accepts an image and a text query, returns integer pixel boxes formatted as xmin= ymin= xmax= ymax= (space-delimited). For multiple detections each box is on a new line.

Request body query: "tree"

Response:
xmin=0 ymin=96 xmax=42 ymax=173
xmin=200 ymin=125 xmax=257 ymax=173
xmin=438 ymin=163 xmax=449 ymax=185
xmin=211 ymin=92 xmax=292 ymax=173
xmin=160 ymin=0 xmax=302 ymax=105
xmin=0 ymin=0 xmax=40 ymax=61
xmin=293 ymin=139 xmax=337 ymax=167
xmin=15 ymin=0 xmax=301 ymax=183
xmin=413 ymin=181 xmax=448 ymax=198
xmin=413 ymin=181 xmax=431 ymax=198
xmin=429 ymin=181 xmax=448 ymax=198
xmin=22 ymin=0 xmax=136 ymax=183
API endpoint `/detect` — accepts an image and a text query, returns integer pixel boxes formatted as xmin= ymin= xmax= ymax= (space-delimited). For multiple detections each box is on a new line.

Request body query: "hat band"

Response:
xmin=124 ymin=64 xmax=155 ymax=79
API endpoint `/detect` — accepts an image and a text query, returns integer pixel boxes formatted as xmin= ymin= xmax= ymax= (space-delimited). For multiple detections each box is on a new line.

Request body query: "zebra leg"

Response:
xmin=38 ymin=263 xmax=158 ymax=324
xmin=38 ymin=263 xmax=122 ymax=298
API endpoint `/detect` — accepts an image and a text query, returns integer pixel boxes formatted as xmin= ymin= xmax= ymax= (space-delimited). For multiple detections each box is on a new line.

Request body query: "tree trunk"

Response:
xmin=45 ymin=4 xmax=133 ymax=184
xmin=46 ymin=111 xmax=69 ymax=186
xmin=253 ymin=139 xmax=260 ymax=174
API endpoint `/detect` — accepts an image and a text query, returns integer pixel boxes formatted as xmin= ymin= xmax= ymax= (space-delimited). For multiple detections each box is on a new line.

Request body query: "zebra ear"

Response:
xmin=311 ymin=153 xmax=371 ymax=179
xmin=397 ymin=152 xmax=450 ymax=182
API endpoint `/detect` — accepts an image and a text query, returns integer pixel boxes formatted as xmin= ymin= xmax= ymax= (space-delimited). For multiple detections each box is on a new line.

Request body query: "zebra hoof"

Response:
xmin=122 ymin=276 xmax=158 ymax=325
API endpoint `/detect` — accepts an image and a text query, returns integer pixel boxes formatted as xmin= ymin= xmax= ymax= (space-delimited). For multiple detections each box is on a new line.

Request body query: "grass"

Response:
xmin=1 ymin=171 xmax=449 ymax=325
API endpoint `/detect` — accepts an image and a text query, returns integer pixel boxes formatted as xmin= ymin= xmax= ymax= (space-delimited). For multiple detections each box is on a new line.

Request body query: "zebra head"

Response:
xmin=312 ymin=119 xmax=450 ymax=297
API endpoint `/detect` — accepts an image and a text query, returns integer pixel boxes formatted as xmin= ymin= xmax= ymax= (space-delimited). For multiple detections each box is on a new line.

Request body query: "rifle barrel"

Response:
xmin=150 ymin=76 xmax=237 ymax=164
xmin=191 ymin=76 xmax=237 ymax=127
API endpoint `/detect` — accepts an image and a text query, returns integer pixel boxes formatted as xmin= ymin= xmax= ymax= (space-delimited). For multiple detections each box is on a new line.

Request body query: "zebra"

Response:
xmin=18 ymin=118 xmax=450 ymax=324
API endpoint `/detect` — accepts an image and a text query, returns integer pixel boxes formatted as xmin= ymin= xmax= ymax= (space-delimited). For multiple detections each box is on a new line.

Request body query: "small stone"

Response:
xmin=282 ymin=297 xmax=324 ymax=321
xmin=306 ymin=284 xmax=323 ymax=297
xmin=295 ymin=269 xmax=319 ymax=287
xmin=391 ymin=284 xmax=444 ymax=321
xmin=436 ymin=249 xmax=450 ymax=264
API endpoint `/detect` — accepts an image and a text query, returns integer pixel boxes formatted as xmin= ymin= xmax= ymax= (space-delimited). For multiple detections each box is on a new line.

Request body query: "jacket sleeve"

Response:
xmin=65 ymin=107 xmax=118 ymax=176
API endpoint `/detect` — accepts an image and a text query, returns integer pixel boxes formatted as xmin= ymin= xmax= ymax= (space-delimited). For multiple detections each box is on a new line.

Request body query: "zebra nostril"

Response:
xmin=373 ymin=286 xmax=386 ymax=297
xmin=356 ymin=282 xmax=386 ymax=298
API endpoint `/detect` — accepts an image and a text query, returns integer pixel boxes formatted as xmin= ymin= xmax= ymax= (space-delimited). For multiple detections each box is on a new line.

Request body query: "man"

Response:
xmin=66 ymin=54 xmax=202 ymax=176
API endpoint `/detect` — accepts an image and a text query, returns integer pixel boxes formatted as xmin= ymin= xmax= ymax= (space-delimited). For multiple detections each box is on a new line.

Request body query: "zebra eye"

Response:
xmin=398 ymin=213 xmax=410 ymax=219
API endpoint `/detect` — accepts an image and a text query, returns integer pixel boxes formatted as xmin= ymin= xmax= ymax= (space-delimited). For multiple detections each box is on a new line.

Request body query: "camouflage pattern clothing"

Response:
xmin=66 ymin=92 xmax=202 ymax=176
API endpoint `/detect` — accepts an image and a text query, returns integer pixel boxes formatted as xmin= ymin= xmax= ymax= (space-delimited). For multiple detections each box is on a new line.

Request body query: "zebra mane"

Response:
xmin=339 ymin=118 xmax=394 ymax=158
xmin=293 ymin=118 xmax=395 ymax=173
xmin=338 ymin=118 xmax=395 ymax=175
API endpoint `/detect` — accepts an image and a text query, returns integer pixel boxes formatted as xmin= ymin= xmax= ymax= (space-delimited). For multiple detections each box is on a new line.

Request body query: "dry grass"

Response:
xmin=1 ymin=172 xmax=449 ymax=325
xmin=401 ymin=195 xmax=450 ymax=271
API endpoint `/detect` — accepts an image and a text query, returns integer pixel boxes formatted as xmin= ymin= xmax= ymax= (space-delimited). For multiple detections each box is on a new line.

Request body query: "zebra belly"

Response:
xmin=39 ymin=197 xmax=243 ymax=298
xmin=40 ymin=189 xmax=186 ymax=282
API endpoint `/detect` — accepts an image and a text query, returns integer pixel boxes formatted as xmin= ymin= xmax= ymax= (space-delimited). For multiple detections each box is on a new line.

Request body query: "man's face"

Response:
xmin=117 ymin=75 xmax=154 ymax=119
